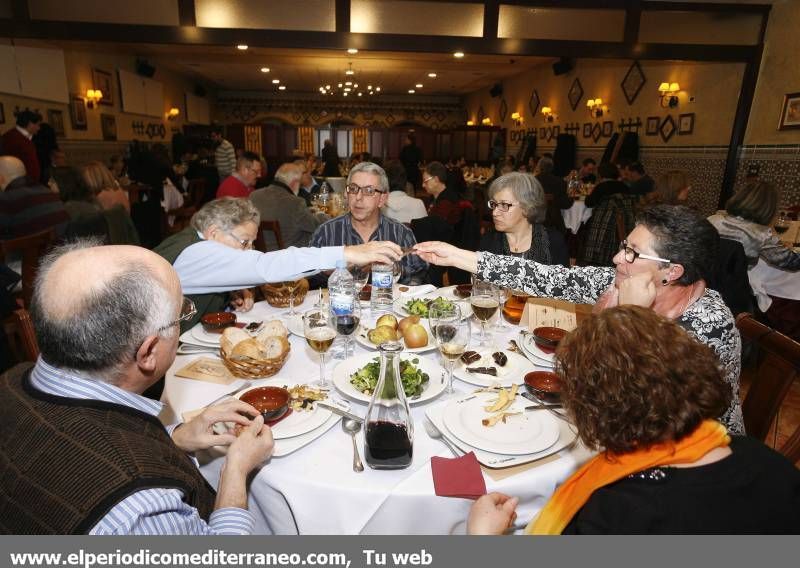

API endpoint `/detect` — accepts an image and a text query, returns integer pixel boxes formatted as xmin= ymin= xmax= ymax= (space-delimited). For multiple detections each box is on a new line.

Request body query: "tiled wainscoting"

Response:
xmin=736 ymin=144 xmax=800 ymax=211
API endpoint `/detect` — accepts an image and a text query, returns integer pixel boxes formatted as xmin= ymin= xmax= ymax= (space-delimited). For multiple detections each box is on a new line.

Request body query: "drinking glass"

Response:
xmin=429 ymin=304 xmax=471 ymax=395
xmin=494 ymin=287 xmax=512 ymax=331
xmin=303 ymin=308 xmax=337 ymax=388
xmin=774 ymin=211 xmax=790 ymax=237
xmin=392 ymin=261 xmax=403 ymax=297
xmin=471 ymin=279 xmax=499 ymax=346
xmin=332 ymin=300 xmax=361 ymax=360
xmin=348 ymin=264 xmax=370 ymax=300
xmin=281 ymin=279 xmax=304 ymax=317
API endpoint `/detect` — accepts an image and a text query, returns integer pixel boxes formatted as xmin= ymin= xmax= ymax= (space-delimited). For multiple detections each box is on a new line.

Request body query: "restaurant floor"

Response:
xmin=740 ymin=365 xmax=800 ymax=452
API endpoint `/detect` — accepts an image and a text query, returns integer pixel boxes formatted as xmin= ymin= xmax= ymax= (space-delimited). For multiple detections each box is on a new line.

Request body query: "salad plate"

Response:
xmin=331 ymin=353 xmax=445 ymax=405
xmin=392 ymin=293 xmax=468 ymax=319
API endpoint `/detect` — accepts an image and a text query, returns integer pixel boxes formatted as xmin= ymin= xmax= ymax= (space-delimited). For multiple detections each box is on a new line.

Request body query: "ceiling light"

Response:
xmin=278 ymin=85 xmax=286 ymax=90
xmin=272 ymin=79 xmax=280 ymax=84
xmin=376 ymin=87 xmax=381 ymax=92
xmin=368 ymin=85 xmax=373 ymax=90
xmin=338 ymin=83 xmax=343 ymax=88
xmin=428 ymin=72 xmax=437 ymax=78
xmin=358 ymin=92 xmax=363 ymax=96
xmin=354 ymin=83 xmax=358 ymax=88
xmin=408 ymin=89 xmax=415 ymax=94
xmin=343 ymin=92 xmax=348 ymax=96
xmin=453 ymin=51 xmax=465 ymax=58
xmin=416 ymin=83 xmax=423 ymax=88
xmin=345 ymin=81 xmax=352 ymax=86
xmin=345 ymin=63 xmax=355 ymax=76
xmin=237 ymin=44 xmax=248 ymax=50
xmin=347 ymin=48 xmax=358 ymax=54
xmin=260 ymin=67 xmax=270 ymax=73
xmin=344 ymin=87 xmax=351 ymax=92
xmin=325 ymin=84 xmax=331 ymax=89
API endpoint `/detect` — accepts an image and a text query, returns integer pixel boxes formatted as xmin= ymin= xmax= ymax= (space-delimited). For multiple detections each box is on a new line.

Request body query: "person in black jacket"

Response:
xmin=534 ymin=156 xmax=573 ymax=234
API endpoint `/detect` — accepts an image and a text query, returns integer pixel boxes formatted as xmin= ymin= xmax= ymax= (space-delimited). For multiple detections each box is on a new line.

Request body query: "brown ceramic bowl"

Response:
xmin=532 ymin=326 xmax=567 ymax=349
xmin=201 ymin=311 xmax=237 ymax=333
xmin=454 ymin=284 xmax=473 ymax=298
xmin=524 ymin=371 xmax=562 ymax=403
xmin=239 ymin=386 xmax=290 ymax=421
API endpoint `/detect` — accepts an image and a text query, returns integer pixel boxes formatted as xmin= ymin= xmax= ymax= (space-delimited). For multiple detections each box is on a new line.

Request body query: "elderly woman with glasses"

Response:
xmin=415 ymin=204 xmax=745 ymax=434
xmin=480 ymin=172 xmax=568 ymax=266
xmin=155 ymin=197 xmax=403 ymax=330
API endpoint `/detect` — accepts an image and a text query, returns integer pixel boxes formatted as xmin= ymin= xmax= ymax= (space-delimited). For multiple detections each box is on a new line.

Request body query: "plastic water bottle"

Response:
xmin=329 ymin=260 xmax=355 ymax=316
xmin=370 ymin=262 xmax=394 ymax=315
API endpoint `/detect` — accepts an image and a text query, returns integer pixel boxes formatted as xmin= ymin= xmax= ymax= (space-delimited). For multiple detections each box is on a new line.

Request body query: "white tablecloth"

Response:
xmin=161 ymin=291 xmax=592 ymax=535
xmin=561 ymin=199 xmax=592 ymax=234
xmin=748 ymin=258 xmax=800 ymax=311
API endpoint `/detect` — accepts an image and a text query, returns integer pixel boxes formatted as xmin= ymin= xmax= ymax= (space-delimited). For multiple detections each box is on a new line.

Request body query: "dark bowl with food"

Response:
xmin=454 ymin=284 xmax=473 ymax=298
xmin=524 ymin=371 xmax=562 ymax=403
xmin=532 ymin=326 xmax=567 ymax=352
xmin=239 ymin=386 xmax=290 ymax=421
xmin=359 ymin=284 xmax=372 ymax=302
xmin=201 ymin=311 xmax=237 ymax=333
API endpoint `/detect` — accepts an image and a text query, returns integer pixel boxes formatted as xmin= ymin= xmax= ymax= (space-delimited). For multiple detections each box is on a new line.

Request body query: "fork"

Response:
xmin=423 ymin=419 xmax=462 ymax=457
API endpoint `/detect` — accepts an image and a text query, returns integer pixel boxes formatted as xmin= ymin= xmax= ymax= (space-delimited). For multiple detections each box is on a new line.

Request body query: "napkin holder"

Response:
xmin=521 ymin=298 xmax=579 ymax=332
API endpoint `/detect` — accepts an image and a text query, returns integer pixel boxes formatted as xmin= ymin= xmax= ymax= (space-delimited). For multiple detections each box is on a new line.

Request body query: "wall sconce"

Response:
xmin=586 ymin=98 xmax=608 ymax=118
xmin=541 ymin=106 xmax=556 ymax=123
xmin=466 ymin=120 xmax=475 ymax=126
xmin=166 ymin=107 xmax=180 ymax=121
xmin=511 ymin=112 xmax=523 ymax=126
xmin=481 ymin=117 xmax=492 ymax=125
xmin=85 ymin=89 xmax=103 ymax=109
xmin=658 ymin=82 xmax=681 ymax=108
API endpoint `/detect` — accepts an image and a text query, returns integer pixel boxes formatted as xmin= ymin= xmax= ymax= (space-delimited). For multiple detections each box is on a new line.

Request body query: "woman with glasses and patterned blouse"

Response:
xmin=480 ymin=172 xmax=569 ymax=267
xmin=415 ymin=204 xmax=745 ymax=435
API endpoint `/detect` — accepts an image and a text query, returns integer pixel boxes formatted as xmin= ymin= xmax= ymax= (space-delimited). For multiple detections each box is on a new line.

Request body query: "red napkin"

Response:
xmin=431 ymin=452 xmax=487 ymax=499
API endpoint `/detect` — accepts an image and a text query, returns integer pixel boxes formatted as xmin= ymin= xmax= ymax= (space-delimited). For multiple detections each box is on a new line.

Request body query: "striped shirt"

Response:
xmin=310 ymin=213 xmax=428 ymax=284
xmin=29 ymin=358 xmax=255 ymax=535
xmin=214 ymin=139 xmax=237 ymax=179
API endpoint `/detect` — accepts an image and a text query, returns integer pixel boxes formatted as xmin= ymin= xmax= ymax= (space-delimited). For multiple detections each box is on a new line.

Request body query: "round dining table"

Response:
xmin=161 ymin=289 xmax=592 ymax=535
xmin=561 ymin=198 xmax=592 ymax=234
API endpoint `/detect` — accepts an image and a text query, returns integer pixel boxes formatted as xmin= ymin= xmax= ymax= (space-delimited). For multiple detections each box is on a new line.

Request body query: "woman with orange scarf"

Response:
xmin=467 ymin=306 xmax=800 ymax=534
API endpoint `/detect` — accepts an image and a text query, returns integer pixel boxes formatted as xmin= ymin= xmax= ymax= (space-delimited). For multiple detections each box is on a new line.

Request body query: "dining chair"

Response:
xmin=0 ymin=228 xmax=56 ymax=307
xmin=737 ymin=313 xmax=800 ymax=448
xmin=161 ymin=206 xmax=197 ymax=236
xmin=2 ymin=308 xmax=39 ymax=363
xmin=186 ymin=178 xmax=206 ymax=207
xmin=254 ymin=220 xmax=285 ymax=252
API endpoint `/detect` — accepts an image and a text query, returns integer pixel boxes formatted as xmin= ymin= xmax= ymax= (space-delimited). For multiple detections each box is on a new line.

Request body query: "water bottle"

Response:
xmin=370 ymin=262 xmax=394 ymax=315
xmin=329 ymin=260 xmax=355 ymax=317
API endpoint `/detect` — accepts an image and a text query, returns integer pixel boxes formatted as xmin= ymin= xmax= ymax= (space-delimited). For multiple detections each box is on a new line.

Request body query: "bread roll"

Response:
xmin=258 ymin=320 xmax=288 ymax=341
xmin=221 ymin=327 xmax=251 ymax=355
xmin=230 ymin=338 xmax=264 ymax=360
xmin=260 ymin=336 xmax=289 ymax=359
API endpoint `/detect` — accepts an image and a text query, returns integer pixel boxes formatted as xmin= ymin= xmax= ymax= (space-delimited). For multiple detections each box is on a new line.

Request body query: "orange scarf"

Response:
xmin=526 ymin=420 xmax=730 ymax=535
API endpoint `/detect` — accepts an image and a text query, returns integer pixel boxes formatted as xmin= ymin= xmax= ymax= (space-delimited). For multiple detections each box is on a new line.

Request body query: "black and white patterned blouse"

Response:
xmin=477 ymin=252 xmax=745 ymax=435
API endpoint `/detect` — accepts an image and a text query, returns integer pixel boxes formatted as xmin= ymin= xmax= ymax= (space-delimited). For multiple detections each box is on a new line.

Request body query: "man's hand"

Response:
xmin=467 ymin=493 xmax=519 ymax=535
xmin=171 ymin=399 xmax=259 ymax=453
xmin=229 ymin=288 xmax=255 ymax=312
xmin=617 ymin=272 xmax=657 ymax=308
xmin=343 ymin=241 xmax=402 ymax=266
xmin=413 ymin=241 xmax=478 ymax=273
xmin=225 ymin=414 xmax=274 ymax=474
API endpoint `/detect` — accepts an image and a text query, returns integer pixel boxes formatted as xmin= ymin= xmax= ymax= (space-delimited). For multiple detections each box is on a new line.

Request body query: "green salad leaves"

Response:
xmin=349 ymin=357 xmax=430 ymax=398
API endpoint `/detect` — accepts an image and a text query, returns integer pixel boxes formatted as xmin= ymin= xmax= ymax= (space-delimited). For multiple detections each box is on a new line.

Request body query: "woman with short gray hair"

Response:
xmin=479 ymin=172 xmax=569 ymax=266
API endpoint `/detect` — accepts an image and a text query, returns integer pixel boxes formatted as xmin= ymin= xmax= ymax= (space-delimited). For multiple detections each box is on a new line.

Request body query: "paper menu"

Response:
xmin=521 ymin=298 xmax=579 ymax=331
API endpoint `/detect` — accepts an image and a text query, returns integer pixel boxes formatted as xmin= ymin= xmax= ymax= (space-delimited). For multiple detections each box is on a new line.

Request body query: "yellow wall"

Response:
xmin=746 ymin=0 xmax=800 ymax=145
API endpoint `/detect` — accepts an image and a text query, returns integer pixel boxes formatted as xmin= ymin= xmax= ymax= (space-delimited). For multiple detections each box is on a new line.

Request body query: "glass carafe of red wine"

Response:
xmin=364 ymin=341 xmax=414 ymax=470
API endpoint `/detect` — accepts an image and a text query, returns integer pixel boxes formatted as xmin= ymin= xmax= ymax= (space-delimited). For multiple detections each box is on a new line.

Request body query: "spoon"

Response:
xmin=423 ymin=419 xmax=461 ymax=457
xmin=342 ymin=419 xmax=364 ymax=472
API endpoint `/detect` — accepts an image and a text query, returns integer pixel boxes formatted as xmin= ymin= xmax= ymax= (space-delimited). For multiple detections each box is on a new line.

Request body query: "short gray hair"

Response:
xmin=537 ymin=157 xmax=554 ymax=174
xmin=347 ymin=162 xmax=389 ymax=193
xmin=191 ymin=197 xmax=260 ymax=234
xmin=30 ymin=240 xmax=176 ymax=382
xmin=488 ymin=172 xmax=546 ymax=224
xmin=274 ymin=162 xmax=303 ymax=186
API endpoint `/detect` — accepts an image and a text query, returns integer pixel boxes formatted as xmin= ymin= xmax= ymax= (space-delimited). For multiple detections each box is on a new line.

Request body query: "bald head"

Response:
xmin=31 ymin=242 xmax=181 ymax=378
xmin=0 ymin=156 xmax=26 ymax=190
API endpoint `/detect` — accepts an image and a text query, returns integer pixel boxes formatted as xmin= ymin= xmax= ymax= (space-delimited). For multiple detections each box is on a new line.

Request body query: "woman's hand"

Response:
xmin=229 ymin=288 xmax=255 ymax=312
xmin=171 ymin=399 xmax=260 ymax=453
xmin=344 ymin=241 xmax=402 ymax=266
xmin=413 ymin=242 xmax=478 ymax=272
xmin=617 ymin=272 xmax=657 ymax=308
xmin=467 ymin=493 xmax=519 ymax=535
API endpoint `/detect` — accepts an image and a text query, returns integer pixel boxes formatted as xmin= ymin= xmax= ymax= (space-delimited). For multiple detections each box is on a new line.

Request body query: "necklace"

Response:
xmin=507 ymin=226 xmax=532 ymax=253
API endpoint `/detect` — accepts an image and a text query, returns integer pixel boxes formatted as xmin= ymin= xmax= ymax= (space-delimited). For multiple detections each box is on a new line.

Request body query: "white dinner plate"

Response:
xmin=441 ymin=391 xmax=560 ymax=455
xmin=286 ymin=314 xmax=305 ymax=338
xmin=392 ymin=291 xmax=469 ymax=320
xmin=331 ymin=352 xmax=445 ymax=405
xmin=235 ymin=385 xmax=332 ymax=439
xmin=520 ymin=333 xmax=556 ymax=366
xmin=354 ymin=318 xmax=437 ymax=353
xmin=453 ymin=349 xmax=537 ymax=388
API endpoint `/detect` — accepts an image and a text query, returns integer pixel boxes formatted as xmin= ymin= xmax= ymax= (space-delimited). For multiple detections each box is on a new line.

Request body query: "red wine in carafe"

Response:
xmin=365 ymin=421 xmax=413 ymax=468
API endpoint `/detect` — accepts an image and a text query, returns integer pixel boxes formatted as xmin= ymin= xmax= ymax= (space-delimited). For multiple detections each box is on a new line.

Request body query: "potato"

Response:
xmin=368 ymin=325 xmax=397 ymax=345
xmin=376 ymin=314 xmax=398 ymax=330
xmin=398 ymin=315 xmax=420 ymax=335
xmin=403 ymin=323 xmax=428 ymax=348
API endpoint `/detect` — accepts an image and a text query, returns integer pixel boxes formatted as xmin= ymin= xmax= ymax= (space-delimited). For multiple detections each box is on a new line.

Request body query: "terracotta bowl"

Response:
xmin=524 ymin=371 xmax=562 ymax=403
xmin=532 ymin=326 xmax=567 ymax=350
xmin=201 ymin=311 xmax=236 ymax=333
xmin=239 ymin=386 xmax=290 ymax=421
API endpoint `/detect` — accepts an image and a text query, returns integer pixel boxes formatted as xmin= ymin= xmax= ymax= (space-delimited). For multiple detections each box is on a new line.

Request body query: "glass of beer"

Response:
xmin=303 ymin=308 xmax=337 ymax=387
xmin=471 ymin=279 xmax=499 ymax=346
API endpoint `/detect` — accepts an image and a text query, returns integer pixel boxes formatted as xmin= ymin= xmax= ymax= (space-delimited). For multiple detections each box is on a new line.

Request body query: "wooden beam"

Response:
xmin=483 ymin=0 xmax=499 ymax=40
xmin=641 ymin=1 xmax=770 ymax=14
xmin=624 ymin=0 xmax=642 ymax=45
xmin=178 ymin=0 xmax=196 ymax=27
xmin=10 ymin=0 xmax=29 ymax=21
xmin=336 ymin=0 xmax=350 ymax=33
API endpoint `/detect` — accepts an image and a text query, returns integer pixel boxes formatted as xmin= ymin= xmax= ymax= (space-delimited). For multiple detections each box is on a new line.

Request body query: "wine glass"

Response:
xmin=471 ymin=279 xmax=499 ymax=346
xmin=331 ymin=300 xmax=361 ymax=360
xmin=392 ymin=261 xmax=403 ymax=297
xmin=348 ymin=264 xmax=370 ymax=300
xmin=303 ymin=308 xmax=337 ymax=388
xmin=281 ymin=279 xmax=304 ymax=318
xmin=494 ymin=287 xmax=512 ymax=331
xmin=429 ymin=304 xmax=471 ymax=395
xmin=774 ymin=211 xmax=790 ymax=238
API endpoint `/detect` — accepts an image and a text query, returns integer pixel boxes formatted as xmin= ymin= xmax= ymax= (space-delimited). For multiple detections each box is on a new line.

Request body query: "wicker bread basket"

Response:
xmin=261 ymin=278 xmax=309 ymax=308
xmin=220 ymin=336 xmax=291 ymax=379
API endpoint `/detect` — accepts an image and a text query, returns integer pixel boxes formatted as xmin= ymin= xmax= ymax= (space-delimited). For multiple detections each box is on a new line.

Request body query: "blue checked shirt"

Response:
xmin=309 ymin=213 xmax=428 ymax=284
xmin=29 ymin=358 xmax=255 ymax=535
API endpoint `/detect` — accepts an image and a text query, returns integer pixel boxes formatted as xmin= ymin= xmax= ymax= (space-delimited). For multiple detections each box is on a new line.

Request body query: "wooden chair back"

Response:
xmin=254 ymin=220 xmax=285 ymax=252
xmin=0 ymin=228 xmax=55 ymax=307
xmin=186 ymin=178 xmax=206 ymax=207
xmin=2 ymin=308 xmax=39 ymax=363
xmin=737 ymin=313 xmax=800 ymax=445
xmin=161 ymin=206 xmax=197 ymax=236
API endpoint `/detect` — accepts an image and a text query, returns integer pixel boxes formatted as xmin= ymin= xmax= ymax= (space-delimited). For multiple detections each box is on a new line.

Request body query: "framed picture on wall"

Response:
xmin=70 ymin=95 xmax=87 ymax=130
xmin=678 ymin=113 xmax=695 ymax=135
xmin=602 ymin=121 xmax=613 ymax=137
xmin=92 ymin=68 xmax=114 ymax=106
xmin=47 ymin=109 xmax=65 ymax=136
xmin=100 ymin=113 xmax=117 ymax=140
xmin=778 ymin=92 xmax=800 ymax=130
xmin=646 ymin=116 xmax=660 ymax=136
xmin=583 ymin=122 xmax=592 ymax=138
xmin=620 ymin=60 xmax=647 ymax=105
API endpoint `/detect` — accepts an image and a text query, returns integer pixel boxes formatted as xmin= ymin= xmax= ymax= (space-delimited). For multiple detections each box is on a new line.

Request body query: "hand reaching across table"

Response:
xmin=344 ymin=240 xmax=402 ymax=267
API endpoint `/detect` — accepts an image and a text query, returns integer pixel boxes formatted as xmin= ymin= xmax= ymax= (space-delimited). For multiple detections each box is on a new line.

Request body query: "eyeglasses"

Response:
xmin=345 ymin=183 xmax=386 ymax=197
xmin=618 ymin=240 xmax=671 ymax=264
xmin=157 ymin=297 xmax=197 ymax=333
xmin=227 ymin=231 xmax=255 ymax=250
xmin=487 ymin=200 xmax=518 ymax=212
xmin=422 ymin=176 xmax=433 ymax=184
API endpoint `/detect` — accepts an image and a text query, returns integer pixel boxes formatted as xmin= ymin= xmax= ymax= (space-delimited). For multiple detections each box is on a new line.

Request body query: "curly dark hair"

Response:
xmin=636 ymin=204 xmax=719 ymax=285
xmin=555 ymin=305 xmax=730 ymax=455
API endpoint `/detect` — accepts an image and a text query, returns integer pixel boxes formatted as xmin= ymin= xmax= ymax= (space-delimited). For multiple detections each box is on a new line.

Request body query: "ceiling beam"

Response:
xmin=483 ymin=0 xmax=499 ymax=40
xmin=336 ymin=0 xmax=350 ymax=33
xmin=177 ymin=0 xmax=196 ymax=27
xmin=624 ymin=0 xmax=642 ymax=45
xmin=10 ymin=0 xmax=29 ymax=21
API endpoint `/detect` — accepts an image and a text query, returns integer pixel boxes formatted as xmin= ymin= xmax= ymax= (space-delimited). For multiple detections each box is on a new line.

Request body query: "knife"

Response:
xmin=316 ymin=402 xmax=364 ymax=423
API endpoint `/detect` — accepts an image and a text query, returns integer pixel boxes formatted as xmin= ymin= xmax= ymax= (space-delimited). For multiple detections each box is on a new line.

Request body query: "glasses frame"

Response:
xmin=345 ymin=183 xmax=386 ymax=197
xmin=618 ymin=240 xmax=671 ymax=264
xmin=157 ymin=297 xmax=197 ymax=333
xmin=226 ymin=231 xmax=255 ymax=250
xmin=487 ymin=200 xmax=517 ymax=212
